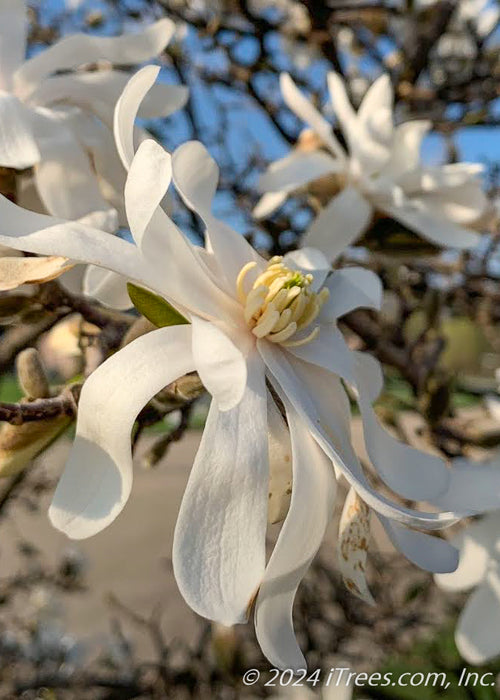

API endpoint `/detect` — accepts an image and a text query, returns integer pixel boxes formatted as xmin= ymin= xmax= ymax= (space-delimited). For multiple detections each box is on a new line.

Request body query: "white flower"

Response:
xmin=0 ymin=66 xmax=485 ymax=670
xmin=255 ymin=73 xmax=487 ymax=256
xmin=436 ymin=502 xmax=500 ymax=664
xmin=0 ymin=1 xmax=187 ymax=223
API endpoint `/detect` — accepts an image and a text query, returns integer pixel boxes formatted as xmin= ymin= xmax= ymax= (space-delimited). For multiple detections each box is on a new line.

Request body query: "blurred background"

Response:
xmin=1 ymin=0 xmax=500 ymax=697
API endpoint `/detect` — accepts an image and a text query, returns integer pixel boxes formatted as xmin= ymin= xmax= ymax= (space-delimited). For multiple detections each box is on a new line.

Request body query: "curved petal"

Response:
xmin=172 ymin=140 xmax=264 ymax=286
xmin=320 ymin=267 xmax=383 ymax=320
xmin=383 ymin=120 xmax=431 ymax=179
xmin=258 ymin=150 xmax=341 ymax=194
xmin=455 ymin=566 xmax=500 ymax=665
xmin=253 ymin=190 xmax=288 ymax=219
xmin=191 ymin=316 xmax=248 ymax=411
xmin=0 ymin=92 xmax=39 ymax=168
xmin=380 ymin=200 xmax=480 ymax=250
xmin=431 ymin=456 xmax=500 ymax=514
xmin=0 ymin=0 xmax=27 ymax=90
xmin=0 ymin=194 xmax=159 ymax=289
xmin=125 ymin=139 xmax=172 ymax=249
xmin=34 ymin=118 xmax=109 ymax=220
xmin=173 ymin=353 xmax=268 ymax=625
xmin=114 ymin=65 xmax=161 ymax=170
xmin=282 ymin=247 xmax=331 ymax=291
xmin=49 ymin=325 xmax=194 ymax=539
xmin=29 ymin=70 xmax=188 ymax=125
xmin=302 ymin=186 xmax=373 ymax=261
xmin=338 ymin=488 xmax=374 ymax=604
xmin=416 ymin=182 xmax=488 ymax=226
xmin=435 ymin=515 xmax=500 ymax=592
xmin=258 ymin=340 xmax=460 ymax=530
xmin=327 ymin=72 xmax=357 ymax=147
xmin=381 ymin=516 xmax=459 ymax=573
xmin=357 ymin=74 xmax=393 ymax=131
xmin=280 ymin=73 xmax=346 ymax=161
xmin=14 ymin=18 xmax=174 ymax=98
xmin=255 ymin=402 xmax=337 ymax=671
xmin=267 ymin=394 xmax=292 ymax=525
xmin=83 ymin=266 xmax=132 ymax=310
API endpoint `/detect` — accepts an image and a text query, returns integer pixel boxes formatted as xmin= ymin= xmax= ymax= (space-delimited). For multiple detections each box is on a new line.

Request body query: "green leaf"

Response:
xmin=127 ymin=283 xmax=189 ymax=328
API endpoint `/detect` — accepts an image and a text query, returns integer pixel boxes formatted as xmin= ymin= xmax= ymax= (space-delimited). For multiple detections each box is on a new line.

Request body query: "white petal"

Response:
xmin=435 ymin=514 xmax=500 ymax=592
xmin=191 ymin=316 xmax=248 ymax=411
xmin=258 ymin=340 xmax=460 ymax=530
xmin=383 ymin=120 xmax=431 ymax=178
xmin=432 ymin=456 xmax=500 ymax=514
xmin=29 ymin=70 xmax=188 ymax=125
xmin=380 ymin=200 xmax=480 ymax=250
xmin=338 ymin=488 xmax=374 ymax=604
xmin=455 ymin=566 xmax=500 ymax=665
xmin=14 ymin=18 xmax=175 ymax=98
xmin=320 ymin=267 xmax=382 ymax=320
xmin=258 ymin=150 xmax=341 ymax=194
xmin=83 ymin=266 xmax=132 ymax=310
xmin=0 ymin=92 xmax=39 ymax=168
xmin=173 ymin=353 xmax=268 ymax=625
xmin=253 ymin=190 xmax=288 ymax=219
xmin=399 ymin=163 xmax=485 ymax=195
xmin=353 ymin=353 xmax=450 ymax=501
xmin=267 ymin=394 xmax=292 ymax=525
xmin=114 ymin=65 xmax=161 ymax=170
xmin=125 ymin=139 xmax=172 ymax=249
xmin=49 ymin=325 xmax=194 ymax=539
xmin=415 ymin=182 xmax=488 ymax=226
xmin=0 ymin=0 xmax=27 ymax=89
xmin=288 ymin=324 xmax=355 ymax=386
xmin=302 ymin=187 xmax=373 ymax=260
xmin=357 ymin=74 xmax=393 ymax=130
xmin=172 ymin=140 xmax=264 ymax=286
xmin=0 ymin=194 xmax=156 ymax=285
xmin=282 ymin=247 xmax=331 ymax=291
xmin=34 ymin=118 xmax=109 ymax=220
xmin=327 ymin=71 xmax=357 ymax=147
xmin=0 ymin=254 xmax=73 ymax=290
xmin=381 ymin=516 xmax=459 ymax=573
xmin=255 ymin=402 xmax=337 ymax=671
xmin=280 ymin=73 xmax=346 ymax=161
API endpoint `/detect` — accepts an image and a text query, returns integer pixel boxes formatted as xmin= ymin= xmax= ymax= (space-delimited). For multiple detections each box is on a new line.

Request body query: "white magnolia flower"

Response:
xmin=0 ymin=66 xmax=487 ymax=670
xmin=0 ymin=1 xmax=187 ymax=222
xmin=255 ymin=73 xmax=487 ymax=257
xmin=436 ymin=502 xmax=500 ymax=664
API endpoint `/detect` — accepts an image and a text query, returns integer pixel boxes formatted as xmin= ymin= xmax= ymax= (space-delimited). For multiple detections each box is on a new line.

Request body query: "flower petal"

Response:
xmin=431 ymin=456 xmax=500 ymax=514
xmin=191 ymin=316 xmax=248 ymax=411
xmin=49 ymin=324 xmax=194 ymax=539
xmin=14 ymin=18 xmax=175 ymax=98
xmin=0 ymin=255 xmax=73 ymax=290
xmin=34 ymin=116 xmax=109 ymax=220
xmin=320 ymin=267 xmax=382 ymax=320
xmin=255 ymin=401 xmax=337 ymax=671
xmin=125 ymin=139 xmax=172 ymax=249
xmin=173 ymin=353 xmax=268 ymax=625
xmin=258 ymin=340 xmax=459 ymax=530
xmin=83 ymin=266 xmax=132 ymax=310
xmin=327 ymin=71 xmax=357 ymax=147
xmin=280 ymin=73 xmax=346 ymax=161
xmin=338 ymin=488 xmax=374 ymax=605
xmin=381 ymin=516 xmax=459 ymax=573
xmin=415 ymin=182 xmax=488 ymax=226
xmin=172 ymin=140 xmax=264 ymax=286
xmin=383 ymin=120 xmax=431 ymax=178
xmin=455 ymin=566 xmax=500 ymax=665
xmin=267 ymin=394 xmax=292 ymax=525
xmin=302 ymin=186 xmax=373 ymax=260
xmin=258 ymin=150 xmax=341 ymax=194
xmin=0 ymin=92 xmax=39 ymax=168
xmin=380 ymin=200 xmax=480 ymax=250
xmin=29 ymin=70 xmax=188 ymax=125
xmin=0 ymin=0 xmax=27 ymax=89
xmin=253 ymin=191 xmax=288 ymax=219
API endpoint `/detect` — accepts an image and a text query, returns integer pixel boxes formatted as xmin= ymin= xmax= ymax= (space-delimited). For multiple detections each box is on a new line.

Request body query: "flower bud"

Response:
xmin=16 ymin=348 xmax=50 ymax=399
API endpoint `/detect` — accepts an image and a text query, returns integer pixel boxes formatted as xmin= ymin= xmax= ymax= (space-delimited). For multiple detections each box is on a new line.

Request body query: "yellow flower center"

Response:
xmin=236 ymin=256 xmax=329 ymax=347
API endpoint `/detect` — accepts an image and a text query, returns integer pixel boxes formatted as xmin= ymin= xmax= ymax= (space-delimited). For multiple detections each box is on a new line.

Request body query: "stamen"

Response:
xmin=236 ymin=261 xmax=257 ymax=304
xmin=237 ymin=257 xmax=329 ymax=347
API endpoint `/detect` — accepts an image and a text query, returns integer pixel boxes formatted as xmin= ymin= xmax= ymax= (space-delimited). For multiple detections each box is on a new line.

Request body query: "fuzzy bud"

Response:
xmin=16 ymin=348 xmax=50 ymax=399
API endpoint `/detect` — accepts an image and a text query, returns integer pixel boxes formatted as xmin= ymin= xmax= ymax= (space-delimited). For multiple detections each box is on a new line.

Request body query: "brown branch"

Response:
xmin=0 ymin=386 xmax=80 ymax=425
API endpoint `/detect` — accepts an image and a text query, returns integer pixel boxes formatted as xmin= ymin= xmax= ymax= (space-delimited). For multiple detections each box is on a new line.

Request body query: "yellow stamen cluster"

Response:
xmin=236 ymin=256 xmax=329 ymax=347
